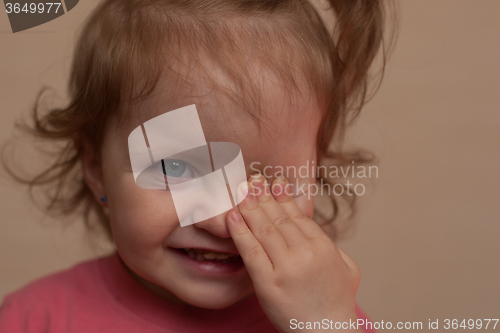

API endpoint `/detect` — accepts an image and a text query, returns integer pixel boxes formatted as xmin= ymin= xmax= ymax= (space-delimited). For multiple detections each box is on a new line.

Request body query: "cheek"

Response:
xmin=106 ymin=173 xmax=179 ymax=254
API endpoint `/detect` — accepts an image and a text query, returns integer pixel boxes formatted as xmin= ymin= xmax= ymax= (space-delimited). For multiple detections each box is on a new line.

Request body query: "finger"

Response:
xmin=249 ymin=174 xmax=307 ymax=247
xmin=226 ymin=209 xmax=274 ymax=280
xmin=271 ymin=177 xmax=324 ymax=238
xmin=236 ymin=181 xmax=289 ymax=262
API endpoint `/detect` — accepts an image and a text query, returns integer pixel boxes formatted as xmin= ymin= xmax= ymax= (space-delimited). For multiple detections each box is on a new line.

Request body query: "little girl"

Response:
xmin=0 ymin=0 xmax=396 ymax=332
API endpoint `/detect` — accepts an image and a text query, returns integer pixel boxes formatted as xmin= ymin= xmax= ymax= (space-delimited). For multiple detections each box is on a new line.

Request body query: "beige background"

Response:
xmin=1 ymin=1 xmax=499 ymax=331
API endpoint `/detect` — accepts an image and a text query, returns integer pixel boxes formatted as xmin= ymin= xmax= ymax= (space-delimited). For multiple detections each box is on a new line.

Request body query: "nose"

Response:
xmin=194 ymin=211 xmax=231 ymax=238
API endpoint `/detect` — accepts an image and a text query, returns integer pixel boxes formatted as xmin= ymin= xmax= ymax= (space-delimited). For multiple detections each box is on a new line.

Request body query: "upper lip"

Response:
xmin=170 ymin=246 xmax=240 ymax=255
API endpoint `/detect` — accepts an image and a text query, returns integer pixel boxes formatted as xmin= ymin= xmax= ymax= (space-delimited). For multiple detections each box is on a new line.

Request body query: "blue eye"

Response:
xmin=135 ymin=158 xmax=197 ymax=189
xmin=161 ymin=159 xmax=186 ymax=177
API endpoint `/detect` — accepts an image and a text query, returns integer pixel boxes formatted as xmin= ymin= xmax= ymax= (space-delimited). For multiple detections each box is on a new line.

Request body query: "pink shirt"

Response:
xmin=0 ymin=252 xmax=377 ymax=332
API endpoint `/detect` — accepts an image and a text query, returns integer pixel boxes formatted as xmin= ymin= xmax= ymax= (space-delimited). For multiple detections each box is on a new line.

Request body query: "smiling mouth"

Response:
xmin=177 ymin=248 xmax=242 ymax=263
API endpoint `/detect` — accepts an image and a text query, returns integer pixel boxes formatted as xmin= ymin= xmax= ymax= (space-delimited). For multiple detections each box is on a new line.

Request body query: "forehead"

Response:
xmin=112 ymin=61 xmax=322 ymax=166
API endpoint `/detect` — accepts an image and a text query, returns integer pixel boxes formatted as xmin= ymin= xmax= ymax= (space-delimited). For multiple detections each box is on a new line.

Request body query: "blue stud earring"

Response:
xmin=100 ymin=195 xmax=107 ymax=204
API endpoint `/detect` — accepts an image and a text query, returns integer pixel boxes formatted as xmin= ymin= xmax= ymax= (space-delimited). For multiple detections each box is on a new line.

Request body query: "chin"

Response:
xmin=175 ymin=284 xmax=254 ymax=309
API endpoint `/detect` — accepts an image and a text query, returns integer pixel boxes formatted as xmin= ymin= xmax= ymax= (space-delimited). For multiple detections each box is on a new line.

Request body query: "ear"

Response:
xmin=80 ymin=144 xmax=107 ymax=207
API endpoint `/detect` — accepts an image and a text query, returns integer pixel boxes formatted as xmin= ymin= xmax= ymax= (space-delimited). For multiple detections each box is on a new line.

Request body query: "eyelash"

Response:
xmin=157 ymin=159 xmax=197 ymax=183
xmin=160 ymin=159 xmax=185 ymax=177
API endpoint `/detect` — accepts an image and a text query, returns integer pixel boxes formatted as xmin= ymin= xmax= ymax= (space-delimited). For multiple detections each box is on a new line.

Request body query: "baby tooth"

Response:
xmin=187 ymin=250 xmax=196 ymax=259
xmin=203 ymin=252 xmax=217 ymax=260
xmin=183 ymin=248 xmax=236 ymax=261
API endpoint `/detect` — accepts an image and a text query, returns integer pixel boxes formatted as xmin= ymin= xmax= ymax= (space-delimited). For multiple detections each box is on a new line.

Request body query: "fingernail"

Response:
xmin=230 ymin=210 xmax=243 ymax=223
xmin=249 ymin=174 xmax=265 ymax=196
xmin=273 ymin=176 xmax=287 ymax=185
xmin=237 ymin=182 xmax=249 ymax=203
xmin=272 ymin=176 xmax=288 ymax=196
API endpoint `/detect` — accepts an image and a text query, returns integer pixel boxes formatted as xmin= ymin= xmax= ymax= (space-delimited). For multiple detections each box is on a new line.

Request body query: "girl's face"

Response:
xmin=89 ymin=70 xmax=322 ymax=309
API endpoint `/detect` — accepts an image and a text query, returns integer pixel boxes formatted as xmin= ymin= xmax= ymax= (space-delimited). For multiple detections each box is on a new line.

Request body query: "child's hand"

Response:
xmin=226 ymin=174 xmax=362 ymax=333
